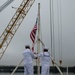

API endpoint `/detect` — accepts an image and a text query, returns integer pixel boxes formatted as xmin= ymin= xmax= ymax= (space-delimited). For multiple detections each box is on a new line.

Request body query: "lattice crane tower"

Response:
xmin=0 ymin=0 xmax=35 ymax=59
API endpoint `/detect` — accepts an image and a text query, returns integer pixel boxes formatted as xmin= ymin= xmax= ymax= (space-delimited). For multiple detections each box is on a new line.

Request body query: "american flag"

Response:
xmin=30 ymin=18 xmax=38 ymax=43
xmin=30 ymin=18 xmax=38 ymax=51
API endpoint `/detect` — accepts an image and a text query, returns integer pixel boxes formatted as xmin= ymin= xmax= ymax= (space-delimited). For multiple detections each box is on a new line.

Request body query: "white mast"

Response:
xmin=37 ymin=3 xmax=40 ymax=75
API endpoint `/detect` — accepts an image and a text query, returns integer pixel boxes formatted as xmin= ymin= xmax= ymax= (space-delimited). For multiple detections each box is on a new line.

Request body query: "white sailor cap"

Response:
xmin=43 ymin=46 xmax=49 ymax=50
xmin=25 ymin=45 xmax=30 ymax=48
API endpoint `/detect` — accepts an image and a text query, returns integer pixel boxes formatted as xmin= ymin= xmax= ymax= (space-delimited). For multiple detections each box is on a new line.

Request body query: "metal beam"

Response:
xmin=0 ymin=0 xmax=14 ymax=12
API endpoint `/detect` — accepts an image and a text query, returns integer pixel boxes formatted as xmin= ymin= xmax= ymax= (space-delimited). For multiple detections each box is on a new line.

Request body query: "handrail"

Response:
xmin=10 ymin=58 xmax=63 ymax=75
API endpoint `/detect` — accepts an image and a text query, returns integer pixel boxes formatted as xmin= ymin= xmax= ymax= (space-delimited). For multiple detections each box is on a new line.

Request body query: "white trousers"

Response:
xmin=24 ymin=63 xmax=33 ymax=75
xmin=41 ymin=65 xmax=50 ymax=75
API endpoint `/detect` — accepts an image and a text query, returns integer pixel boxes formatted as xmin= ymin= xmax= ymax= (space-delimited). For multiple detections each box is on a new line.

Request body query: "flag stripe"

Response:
xmin=30 ymin=18 xmax=38 ymax=51
xmin=30 ymin=32 xmax=35 ymax=40
xmin=30 ymin=19 xmax=37 ymax=43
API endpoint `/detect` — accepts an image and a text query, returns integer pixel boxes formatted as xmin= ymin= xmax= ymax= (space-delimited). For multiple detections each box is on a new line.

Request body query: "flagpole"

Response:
xmin=37 ymin=3 xmax=40 ymax=75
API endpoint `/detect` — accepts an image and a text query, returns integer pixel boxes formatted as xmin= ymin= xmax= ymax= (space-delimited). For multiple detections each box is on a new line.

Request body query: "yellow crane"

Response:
xmin=0 ymin=0 xmax=35 ymax=59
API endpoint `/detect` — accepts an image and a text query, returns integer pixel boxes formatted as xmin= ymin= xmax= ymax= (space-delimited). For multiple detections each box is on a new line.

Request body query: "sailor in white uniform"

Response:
xmin=38 ymin=47 xmax=50 ymax=75
xmin=23 ymin=45 xmax=37 ymax=75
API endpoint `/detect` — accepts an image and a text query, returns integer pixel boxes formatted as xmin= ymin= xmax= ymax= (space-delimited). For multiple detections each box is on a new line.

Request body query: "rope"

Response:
xmin=59 ymin=0 xmax=62 ymax=65
xmin=49 ymin=0 xmax=53 ymax=55
xmin=49 ymin=0 xmax=55 ymax=63
xmin=57 ymin=0 xmax=62 ymax=65
xmin=52 ymin=0 xmax=55 ymax=61
xmin=57 ymin=0 xmax=61 ymax=64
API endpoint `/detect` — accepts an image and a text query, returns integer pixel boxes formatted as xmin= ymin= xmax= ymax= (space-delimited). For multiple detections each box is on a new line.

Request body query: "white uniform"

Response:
xmin=23 ymin=49 xmax=36 ymax=75
xmin=38 ymin=52 xmax=50 ymax=75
